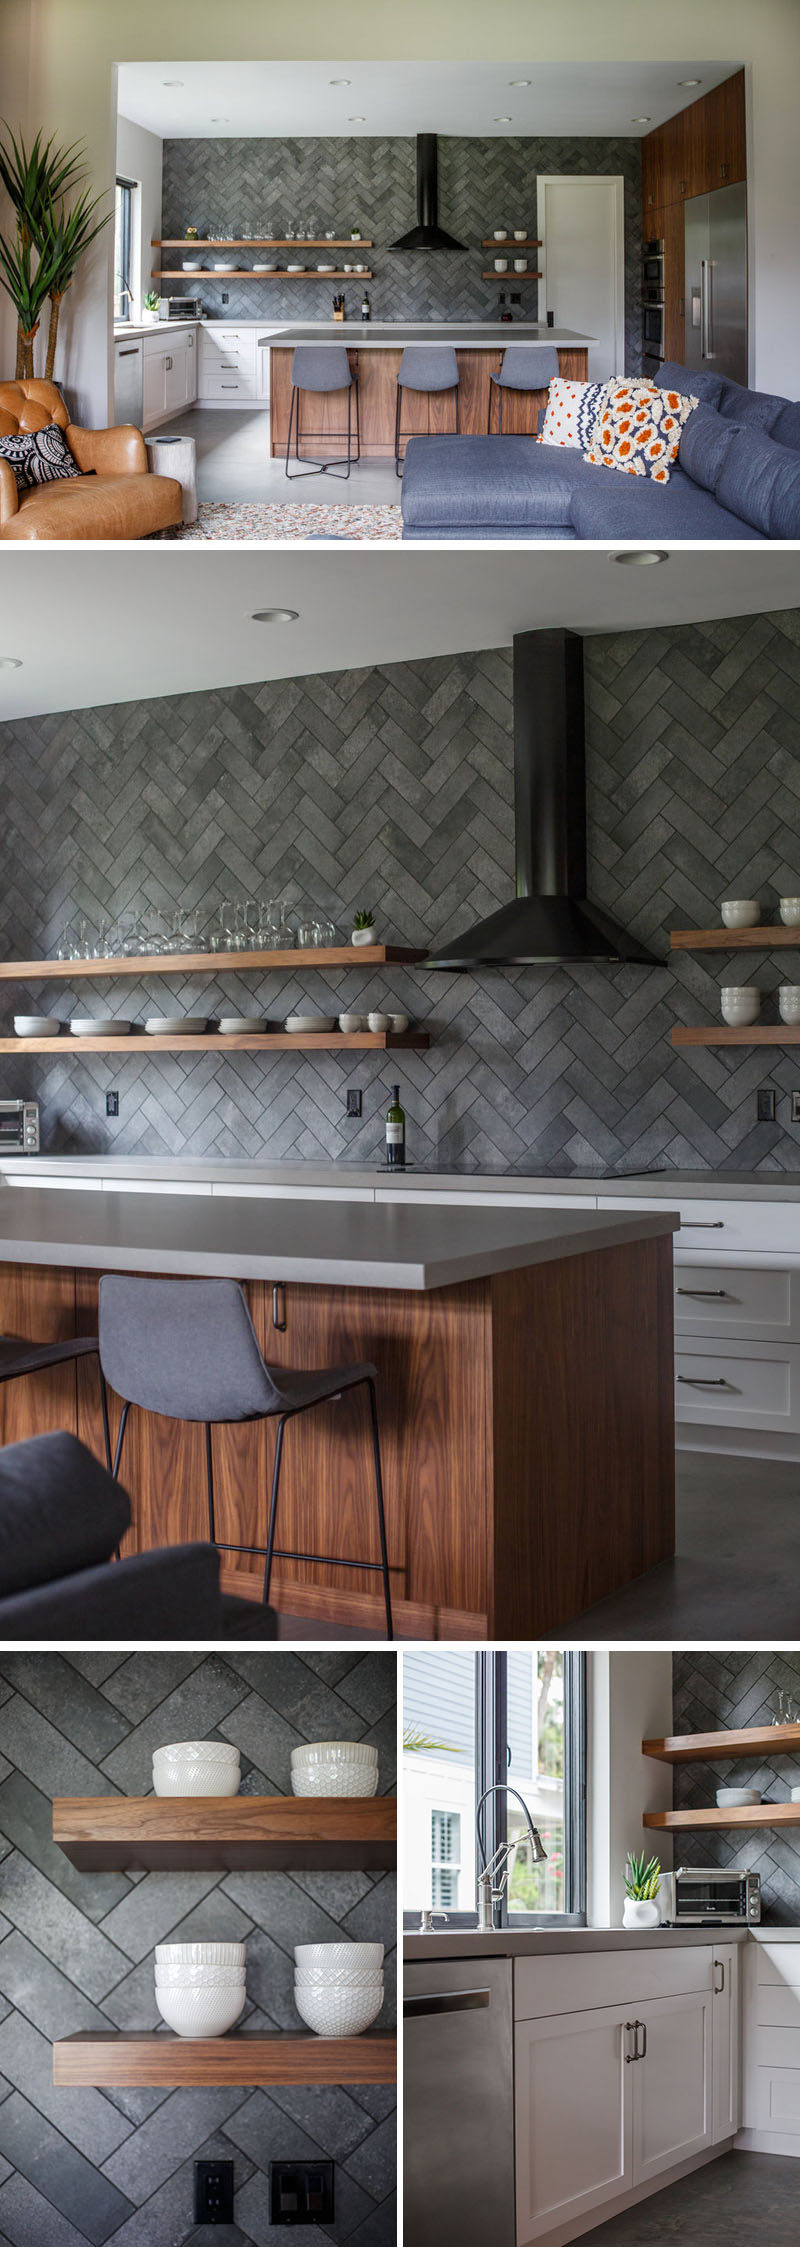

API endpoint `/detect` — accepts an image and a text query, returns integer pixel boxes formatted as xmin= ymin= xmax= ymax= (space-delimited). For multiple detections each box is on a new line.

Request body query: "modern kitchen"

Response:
xmin=0 ymin=542 xmax=800 ymax=1642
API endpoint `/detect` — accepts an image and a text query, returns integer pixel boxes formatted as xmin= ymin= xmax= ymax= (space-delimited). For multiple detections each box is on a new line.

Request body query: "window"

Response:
xmin=114 ymin=178 xmax=134 ymax=321
xmin=403 ymin=1649 xmax=585 ymax=1927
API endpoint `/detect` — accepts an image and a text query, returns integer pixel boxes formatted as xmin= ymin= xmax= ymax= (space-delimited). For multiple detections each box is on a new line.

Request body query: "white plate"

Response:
xmin=217 ymin=1017 xmax=269 ymax=1035
xmin=287 ymin=264 xmax=305 ymax=273
xmin=70 ymin=1018 xmax=133 ymax=1036
xmin=14 ymin=1017 xmax=61 ymax=1037
xmin=144 ymin=1017 xmax=209 ymax=1035
xmin=284 ymin=1015 xmax=335 ymax=1033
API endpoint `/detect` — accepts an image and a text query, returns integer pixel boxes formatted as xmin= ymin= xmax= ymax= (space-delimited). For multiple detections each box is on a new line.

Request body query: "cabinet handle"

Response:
xmin=272 ymin=1282 xmax=287 ymax=1331
xmin=677 ymin=1375 xmax=729 ymax=1387
xmin=637 ymin=2020 xmax=647 ymax=2061
xmin=117 ymin=346 xmax=139 ymax=357
xmin=714 ymin=1959 xmax=725 ymax=1994
xmin=221 ymin=384 xmax=238 ymax=389
xmin=166 ymin=355 xmax=173 ymax=371
xmin=681 ymin=1221 xmax=725 ymax=1229
xmin=676 ymin=1288 xmax=728 ymax=1299
xmin=624 ymin=2020 xmax=637 ymax=2064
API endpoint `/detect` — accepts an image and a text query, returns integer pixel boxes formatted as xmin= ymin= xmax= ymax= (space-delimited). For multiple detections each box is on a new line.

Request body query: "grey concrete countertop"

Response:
xmin=113 ymin=321 xmax=200 ymax=339
xmin=0 ymin=1188 xmax=676 ymax=1289
xmin=6 ymin=1158 xmax=800 ymax=1200
xmin=404 ymin=1927 xmax=749 ymax=1959
xmin=261 ymin=320 xmax=595 ymax=348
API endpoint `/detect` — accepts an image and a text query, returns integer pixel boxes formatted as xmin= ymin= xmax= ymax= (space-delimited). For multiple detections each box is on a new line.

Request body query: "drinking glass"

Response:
xmin=217 ymin=901 xmax=238 ymax=950
xmin=296 ymin=915 xmax=321 ymax=948
xmin=116 ymin=911 xmax=140 ymax=957
xmin=55 ymin=923 xmax=79 ymax=961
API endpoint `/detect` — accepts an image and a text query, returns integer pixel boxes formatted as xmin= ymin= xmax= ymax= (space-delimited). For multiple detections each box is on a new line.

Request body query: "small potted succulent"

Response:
xmin=351 ymin=908 xmax=376 ymax=947
xmin=350 ymin=226 xmax=362 ymax=241
xmin=184 ymin=226 xmax=200 ymax=241
xmin=143 ymin=289 xmax=161 ymax=323
xmin=622 ymin=1851 xmax=663 ymax=1930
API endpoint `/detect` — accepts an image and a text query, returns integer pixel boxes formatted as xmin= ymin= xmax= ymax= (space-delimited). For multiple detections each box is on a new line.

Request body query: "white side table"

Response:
xmin=146 ymin=434 xmax=198 ymax=525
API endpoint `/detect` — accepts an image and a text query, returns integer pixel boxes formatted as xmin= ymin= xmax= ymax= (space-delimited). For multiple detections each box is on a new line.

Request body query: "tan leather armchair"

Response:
xmin=0 ymin=379 xmax=183 ymax=540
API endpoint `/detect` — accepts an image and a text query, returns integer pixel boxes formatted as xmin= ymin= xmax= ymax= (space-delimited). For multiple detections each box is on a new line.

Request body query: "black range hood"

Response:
xmin=429 ymin=629 xmax=658 ymax=967
xmin=389 ymin=134 xmax=467 ymax=252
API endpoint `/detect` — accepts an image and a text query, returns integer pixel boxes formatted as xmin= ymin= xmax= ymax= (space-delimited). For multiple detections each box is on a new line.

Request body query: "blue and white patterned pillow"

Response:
xmin=0 ymin=425 xmax=81 ymax=491
xmin=537 ymin=378 xmax=608 ymax=450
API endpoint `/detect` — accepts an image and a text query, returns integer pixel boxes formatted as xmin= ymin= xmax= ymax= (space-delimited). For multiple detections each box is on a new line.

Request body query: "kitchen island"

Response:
xmin=266 ymin=322 xmax=594 ymax=457
xmin=0 ymin=1187 xmax=676 ymax=1637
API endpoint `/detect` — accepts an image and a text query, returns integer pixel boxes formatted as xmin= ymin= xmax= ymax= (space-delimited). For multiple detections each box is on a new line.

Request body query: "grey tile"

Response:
xmin=216 ymin=1689 xmax=305 ymax=1789
xmin=0 ymin=1934 xmax=109 ymax=2040
xmin=0 ymin=2092 xmax=134 ymax=2245
xmin=0 ymin=1772 xmax=132 ymax=1922
xmin=0 ymin=1699 xmax=119 ymax=1805
xmin=0 ymin=2015 xmax=131 ymax=2163
xmin=333 ymin=1658 xmax=396 ymax=1727
xmin=259 ymin=2083 xmax=375 ymax=2160
xmin=0 ymin=1659 xmax=129 ymax=1764
xmin=343 ymin=2115 xmax=396 ymax=2203
xmin=0 ymin=2171 xmax=98 ymax=2247
xmin=99 ymin=1660 xmax=248 ymax=1794
xmin=98 ymin=1654 xmax=202 ymax=1725
xmin=101 ymin=2086 xmax=249 ymax=2203
xmin=0 ymin=1855 xmax=129 ymax=2001
xmin=98 ymin=1870 xmax=222 ymax=1963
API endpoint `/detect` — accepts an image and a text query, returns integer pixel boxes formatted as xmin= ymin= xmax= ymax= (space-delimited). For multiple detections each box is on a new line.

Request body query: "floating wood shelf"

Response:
xmin=643 ymin=1723 xmax=800 ymax=1763
xmin=644 ymin=1805 xmax=800 ymax=1832
xmin=52 ymin=1794 xmax=396 ymax=1872
xmin=671 ymin=928 xmax=800 ymax=950
xmin=671 ymin=1027 xmax=800 ymax=1047
xmin=481 ymin=238 xmax=542 ymax=248
xmin=0 ymin=945 xmax=427 ymax=978
xmin=153 ymin=270 xmax=373 ymax=282
xmin=53 ymin=2031 xmax=396 ymax=2088
xmin=0 ymin=1031 xmax=429 ymax=1054
xmin=481 ymin=270 xmax=542 ymax=281
xmin=152 ymin=239 xmax=374 ymax=249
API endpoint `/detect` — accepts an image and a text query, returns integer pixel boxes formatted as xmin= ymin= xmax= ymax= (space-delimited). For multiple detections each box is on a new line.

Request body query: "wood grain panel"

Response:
xmin=644 ymin=1806 xmax=800 ymax=1833
xmin=488 ymin=1237 xmax=675 ymax=1637
xmin=53 ymin=1795 xmax=396 ymax=1871
xmin=672 ymin=1027 xmax=800 ymax=1047
xmin=0 ymin=1261 xmax=78 ymax=1448
xmin=219 ymin=1566 xmax=487 ymax=1639
xmin=0 ymin=944 xmax=427 ymax=977
xmin=643 ymin=1723 xmax=800 ymax=1765
xmin=270 ymin=345 xmax=588 ymax=455
xmin=53 ymin=2031 xmax=397 ymax=2088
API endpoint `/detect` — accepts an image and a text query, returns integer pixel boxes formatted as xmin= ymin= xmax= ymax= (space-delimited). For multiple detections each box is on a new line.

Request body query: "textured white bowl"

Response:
xmin=156 ymin=1983 xmax=246 ymax=2037
xmin=720 ymin=985 xmax=760 ymax=1027
xmin=720 ymin=899 xmax=760 ymax=928
xmin=294 ymin=1941 xmax=384 ymax=1972
xmin=13 ymin=1016 xmax=62 ymax=1036
xmin=293 ymin=1983 xmax=384 ymax=2037
xmin=715 ymin=1786 xmax=762 ymax=1807
xmin=290 ymin=1742 xmax=379 ymax=1798
xmin=156 ymin=1941 xmax=245 ymax=1967
xmin=338 ymin=1013 xmax=367 ymax=1033
xmin=155 ymin=1740 xmax=240 ymax=1762
xmin=779 ymin=899 xmax=800 ymax=926
xmin=295 ymin=1971 xmax=384 ymax=1991
xmin=779 ymin=986 xmax=800 ymax=1025
xmin=386 ymin=1014 xmax=409 ymax=1033
xmin=153 ymin=1742 xmax=240 ymax=1797
xmin=367 ymin=1012 xmax=390 ymax=1033
xmin=156 ymin=1964 xmax=245 ymax=1988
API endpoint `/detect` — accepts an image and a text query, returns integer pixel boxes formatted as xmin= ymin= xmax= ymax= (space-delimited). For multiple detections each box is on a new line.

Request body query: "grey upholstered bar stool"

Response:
xmin=0 ymin=1333 xmax=111 ymax=1465
xmin=394 ymin=344 xmax=459 ymax=475
xmin=285 ymin=344 xmax=360 ymax=480
xmin=98 ymin=1274 xmax=393 ymax=1634
xmin=487 ymin=343 xmax=560 ymax=433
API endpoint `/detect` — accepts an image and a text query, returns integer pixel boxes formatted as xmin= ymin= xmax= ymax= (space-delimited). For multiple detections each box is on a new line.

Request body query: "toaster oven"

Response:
xmin=0 ymin=1099 xmax=39 ymax=1154
xmin=665 ymin=1866 xmax=761 ymax=1925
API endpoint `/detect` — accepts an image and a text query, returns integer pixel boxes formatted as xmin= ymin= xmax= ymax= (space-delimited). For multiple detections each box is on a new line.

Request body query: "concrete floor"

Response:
xmin=561 ymin=1448 xmax=800 ymax=1640
xmin=152 ymin=404 xmax=402 ymax=504
xmin=586 ymin=2151 xmax=800 ymax=2243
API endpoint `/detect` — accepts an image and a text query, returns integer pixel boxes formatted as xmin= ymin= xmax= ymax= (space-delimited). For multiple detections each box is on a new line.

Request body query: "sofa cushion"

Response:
xmin=716 ymin=427 xmax=800 ymax=537
xmin=0 ymin=1543 xmax=279 ymax=1642
xmin=538 ymin=378 xmax=607 ymax=449
xmin=585 ymin=380 xmax=697 ymax=481
xmin=570 ymin=461 xmax=763 ymax=540
xmin=678 ymin=405 xmax=743 ymax=491
xmin=401 ymin=435 xmax=577 ymax=530
xmin=1 ymin=470 xmax=182 ymax=542
xmin=767 ymin=399 xmax=800 ymax=453
xmin=716 ymin=378 xmax=786 ymax=432
xmin=658 ymin=362 xmax=724 ymax=409
xmin=0 ymin=1431 xmax=130 ymax=1595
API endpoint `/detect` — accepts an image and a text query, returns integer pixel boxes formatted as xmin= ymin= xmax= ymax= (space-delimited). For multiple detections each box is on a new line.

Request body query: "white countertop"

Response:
xmin=404 ymin=1927 xmax=750 ymax=1959
xmin=263 ymin=320 xmax=594 ymax=348
xmin=0 ymin=1187 xmax=676 ymax=1289
xmin=6 ymin=1159 xmax=800 ymax=1201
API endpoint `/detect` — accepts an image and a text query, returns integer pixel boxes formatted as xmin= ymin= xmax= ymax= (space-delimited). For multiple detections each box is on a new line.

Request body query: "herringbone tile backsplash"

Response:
xmin=3 ymin=609 xmax=800 ymax=1169
xmin=161 ymin=133 xmax=643 ymax=371
xmin=673 ymin=1653 xmax=800 ymax=1924
xmin=0 ymin=1651 xmax=396 ymax=2245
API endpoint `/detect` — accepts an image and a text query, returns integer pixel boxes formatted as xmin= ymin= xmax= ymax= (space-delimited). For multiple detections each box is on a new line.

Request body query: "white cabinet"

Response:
xmin=744 ymin=1938 xmax=800 ymax=2147
xmin=198 ymin=324 xmax=258 ymax=403
xmin=515 ymin=2005 xmax=632 ymax=2240
xmin=712 ymin=1946 xmax=740 ymax=2143
xmin=256 ymin=334 xmax=271 ymax=401
xmin=142 ymin=327 xmax=196 ymax=431
xmin=632 ymin=1990 xmax=712 ymax=2185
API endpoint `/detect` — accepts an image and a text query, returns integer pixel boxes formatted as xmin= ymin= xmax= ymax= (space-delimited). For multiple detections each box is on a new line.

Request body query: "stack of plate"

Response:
xmin=70 ymin=1017 xmax=133 ymax=1036
xmin=284 ymin=1013 xmax=335 ymax=1033
xmin=155 ymin=1942 xmax=246 ymax=2038
xmin=294 ymin=1942 xmax=384 ymax=2038
xmin=144 ymin=1016 xmax=208 ymax=1035
xmin=14 ymin=1016 xmax=61 ymax=1037
xmin=290 ymin=1741 xmax=379 ymax=1798
xmin=152 ymin=1739 xmax=241 ymax=1797
xmin=217 ymin=1015 xmax=269 ymax=1035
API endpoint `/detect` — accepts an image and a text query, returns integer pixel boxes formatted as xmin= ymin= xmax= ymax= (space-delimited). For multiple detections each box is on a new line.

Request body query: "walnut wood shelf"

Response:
xmin=52 ymin=1794 xmax=396 ymax=1872
xmin=671 ymin=1026 xmax=800 ymax=1047
xmin=0 ymin=945 xmax=426 ymax=978
xmin=0 ymin=1032 xmax=428 ymax=1054
xmin=153 ymin=271 xmax=373 ymax=283
xmin=644 ymin=1805 xmax=800 ymax=1832
xmin=152 ymin=239 xmax=374 ymax=249
xmin=671 ymin=928 xmax=800 ymax=950
xmin=53 ymin=2031 xmax=396 ymax=2088
xmin=481 ymin=270 xmax=542 ymax=280
xmin=480 ymin=238 xmax=542 ymax=248
xmin=643 ymin=1723 xmax=800 ymax=1763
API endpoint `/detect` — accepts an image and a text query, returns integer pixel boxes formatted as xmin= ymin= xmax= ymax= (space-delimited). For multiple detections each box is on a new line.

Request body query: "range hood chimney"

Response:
xmin=429 ymin=630 xmax=658 ymax=967
xmin=389 ymin=134 xmax=467 ymax=252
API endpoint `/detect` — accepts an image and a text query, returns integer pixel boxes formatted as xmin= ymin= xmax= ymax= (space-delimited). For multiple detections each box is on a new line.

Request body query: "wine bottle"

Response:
xmin=385 ymin=1084 xmax=406 ymax=1168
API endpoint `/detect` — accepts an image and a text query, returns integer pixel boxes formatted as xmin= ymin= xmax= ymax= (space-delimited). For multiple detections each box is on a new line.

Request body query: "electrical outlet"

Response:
xmin=757 ymin=1088 xmax=776 ymax=1122
xmin=270 ymin=2161 xmax=335 ymax=2227
xmin=346 ymin=1088 xmax=362 ymax=1117
xmin=222 ymin=289 xmax=229 ymax=304
xmin=792 ymin=1092 xmax=800 ymax=1125
xmin=194 ymin=2159 xmax=234 ymax=2225
xmin=106 ymin=1091 xmax=119 ymax=1118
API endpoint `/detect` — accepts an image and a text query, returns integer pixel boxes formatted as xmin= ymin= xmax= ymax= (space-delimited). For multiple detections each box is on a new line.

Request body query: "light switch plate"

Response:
xmin=270 ymin=2160 xmax=335 ymax=2226
xmin=792 ymin=1091 xmax=800 ymax=1125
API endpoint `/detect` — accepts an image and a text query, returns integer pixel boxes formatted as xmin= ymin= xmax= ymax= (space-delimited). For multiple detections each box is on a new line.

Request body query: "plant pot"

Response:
xmin=623 ymin=1897 xmax=661 ymax=1930
xmin=351 ymin=927 xmax=376 ymax=947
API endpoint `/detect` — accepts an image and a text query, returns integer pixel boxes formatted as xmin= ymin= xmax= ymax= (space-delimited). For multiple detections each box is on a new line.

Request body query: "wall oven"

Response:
xmin=642 ymin=238 xmax=665 ymax=289
xmin=0 ymin=1100 xmax=39 ymax=1155
xmin=642 ymin=295 xmax=665 ymax=363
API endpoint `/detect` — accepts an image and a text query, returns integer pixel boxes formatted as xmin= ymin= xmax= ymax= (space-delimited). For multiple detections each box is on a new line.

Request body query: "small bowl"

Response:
xmin=720 ymin=985 xmax=760 ymax=1027
xmin=721 ymin=899 xmax=760 ymax=929
xmin=284 ymin=1014 xmax=336 ymax=1034
xmin=153 ymin=1741 xmax=241 ymax=1797
xmin=494 ymin=258 xmax=508 ymax=273
xmin=715 ymin=1786 xmax=762 ymax=1808
xmin=155 ymin=1984 xmax=246 ymax=2038
xmin=386 ymin=1013 xmax=409 ymax=1033
xmin=293 ymin=1983 xmax=384 ymax=2038
xmin=367 ymin=1011 xmax=390 ymax=1033
xmin=14 ymin=1016 xmax=61 ymax=1037
xmin=513 ymin=260 xmax=528 ymax=273
xmin=217 ymin=1016 xmax=269 ymax=1035
xmin=513 ymin=229 xmax=527 ymax=241
xmin=780 ymin=898 xmax=800 ymax=926
xmin=338 ymin=1013 xmax=367 ymax=1033
xmin=156 ymin=1941 xmax=245 ymax=1967
xmin=791 ymin=1788 xmax=800 ymax=1803
xmin=493 ymin=229 xmax=508 ymax=240
xmin=779 ymin=986 xmax=800 ymax=1025
xmin=290 ymin=1741 xmax=379 ymax=1798
xmin=294 ymin=1942 xmax=383 ymax=1972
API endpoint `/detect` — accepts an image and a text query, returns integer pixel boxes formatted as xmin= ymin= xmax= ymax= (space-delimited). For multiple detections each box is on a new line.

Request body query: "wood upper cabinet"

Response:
xmin=641 ymin=71 xmax=746 ymax=212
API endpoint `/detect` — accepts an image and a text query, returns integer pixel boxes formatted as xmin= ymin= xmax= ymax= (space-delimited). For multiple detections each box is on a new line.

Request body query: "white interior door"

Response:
xmin=537 ymin=174 xmax=625 ymax=380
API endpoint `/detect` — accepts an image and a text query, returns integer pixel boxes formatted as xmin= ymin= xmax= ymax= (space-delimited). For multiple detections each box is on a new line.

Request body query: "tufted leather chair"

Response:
xmin=0 ymin=378 xmax=183 ymax=540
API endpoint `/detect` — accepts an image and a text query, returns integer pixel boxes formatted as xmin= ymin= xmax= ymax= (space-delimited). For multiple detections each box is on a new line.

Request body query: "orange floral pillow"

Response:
xmin=584 ymin=381 xmax=698 ymax=481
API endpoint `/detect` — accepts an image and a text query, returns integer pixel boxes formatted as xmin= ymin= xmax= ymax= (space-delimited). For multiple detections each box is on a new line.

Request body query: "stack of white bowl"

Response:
xmin=152 ymin=1740 xmax=241 ymax=1797
xmin=294 ymin=1942 xmax=384 ymax=2037
xmin=155 ymin=1942 xmax=246 ymax=2037
xmin=290 ymin=1741 xmax=379 ymax=1798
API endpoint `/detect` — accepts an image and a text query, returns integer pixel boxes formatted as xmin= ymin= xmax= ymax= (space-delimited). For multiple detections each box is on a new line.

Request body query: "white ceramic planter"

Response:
xmin=351 ymin=927 xmax=376 ymax=947
xmin=622 ymin=1897 xmax=661 ymax=1930
xmin=290 ymin=1742 xmax=379 ymax=1798
xmin=293 ymin=1982 xmax=384 ymax=2037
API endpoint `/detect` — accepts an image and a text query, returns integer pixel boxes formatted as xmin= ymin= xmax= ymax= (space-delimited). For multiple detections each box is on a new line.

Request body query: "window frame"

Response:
xmin=114 ymin=176 xmax=135 ymax=321
xmin=403 ymin=1649 xmax=587 ymax=1930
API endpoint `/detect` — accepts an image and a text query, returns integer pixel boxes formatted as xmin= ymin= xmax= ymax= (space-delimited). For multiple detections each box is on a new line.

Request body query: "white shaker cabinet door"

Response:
xmin=515 ymin=2004 xmax=632 ymax=2243
xmin=712 ymin=1947 xmax=740 ymax=2143
xmin=631 ymin=1990 xmax=712 ymax=2186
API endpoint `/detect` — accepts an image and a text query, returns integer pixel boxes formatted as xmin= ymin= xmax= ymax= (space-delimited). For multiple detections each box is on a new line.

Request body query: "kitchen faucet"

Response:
xmin=475 ymin=1784 xmax=547 ymax=1931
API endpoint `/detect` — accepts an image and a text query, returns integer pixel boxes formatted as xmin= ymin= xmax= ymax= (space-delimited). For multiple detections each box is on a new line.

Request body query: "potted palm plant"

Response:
xmin=0 ymin=126 xmax=110 ymax=382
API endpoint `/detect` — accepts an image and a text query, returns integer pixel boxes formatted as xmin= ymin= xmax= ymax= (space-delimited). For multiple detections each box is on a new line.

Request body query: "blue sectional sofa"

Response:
xmin=400 ymin=362 xmax=800 ymax=541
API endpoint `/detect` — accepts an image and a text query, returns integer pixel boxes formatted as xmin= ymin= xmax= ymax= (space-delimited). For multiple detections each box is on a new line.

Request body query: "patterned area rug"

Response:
xmin=176 ymin=501 xmax=403 ymax=541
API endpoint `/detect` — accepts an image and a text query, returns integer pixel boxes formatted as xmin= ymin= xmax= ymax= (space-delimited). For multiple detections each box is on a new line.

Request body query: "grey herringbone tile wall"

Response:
xmin=161 ymin=134 xmax=643 ymax=371
xmin=0 ymin=1651 xmax=396 ymax=2246
xmin=3 ymin=609 xmax=800 ymax=1169
xmin=673 ymin=1653 xmax=800 ymax=1924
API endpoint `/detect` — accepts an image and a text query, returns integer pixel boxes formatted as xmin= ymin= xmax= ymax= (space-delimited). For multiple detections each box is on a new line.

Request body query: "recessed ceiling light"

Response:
xmin=631 ymin=116 xmax=651 ymax=124
xmin=612 ymin=550 xmax=669 ymax=566
xmin=162 ymin=80 xmax=184 ymax=87
xmin=0 ymin=656 xmax=22 ymax=669
xmin=329 ymin=78 xmax=351 ymax=86
xmin=494 ymin=116 xmax=513 ymax=124
xmin=509 ymin=79 xmax=531 ymax=87
xmin=210 ymin=116 xmax=230 ymax=123
xmin=348 ymin=115 xmax=365 ymax=123
xmin=249 ymin=609 xmax=300 ymax=623
xmin=678 ymin=78 xmax=702 ymax=86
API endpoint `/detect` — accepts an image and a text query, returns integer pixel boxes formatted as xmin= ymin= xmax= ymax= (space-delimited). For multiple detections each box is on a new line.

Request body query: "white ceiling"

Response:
xmin=0 ymin=550 xmax=796 ymax=722
xmin=116 ymin=58 xmax=737 ymax=142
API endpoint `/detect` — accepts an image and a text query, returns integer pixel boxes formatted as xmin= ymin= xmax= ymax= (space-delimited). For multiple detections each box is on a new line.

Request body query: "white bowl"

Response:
xmin=287 ymin=264 xmax=305 ymax=273
xmin=295 ymin=1971 xmax=384 ymax=1991
xmin=493 ymin=229 xmax=508 ymax=240
xmin=386 ymin=1013 xmax=409 ymax=1033
xmin=14 ymin=1016 xmax=61 ymax=1037
xmin=155 ymin=1739 xmax=240 ymax=1762
xmin=156 ymin=1984 xmax=246 ymax=2037
xmin=367 ymin=1012 xmax=390 ymax=1033
xmin=156 ymin=1941 xmax=245 ymax=1966
xmin=791 ymin=1788 xmax=800 ymax=1803
xmin=294 ymin=1941 xmax=384 ymax=1972
xmin=779 ymin=986 xmax=800 ymax=1025
xmin=779 ymin=898 xmax=800 ymax=926
xmin=153 ymin=1742 xmax=240 ymax=1797
xmin=284 ymin=1014 xmax=336 ymax=1033
xmin=715 ymin=1786 xmax=762 ymax=1808
xmin=70 ymin=1017 xmax=133 ymax=1036
xmin=720 ymin=985 xmax=760 ymax=1027
xmin=217 ymin=1016 xmax=269 ymax=1035
xmin=291 ymin=1741 xmax=378 ymax=1763
xmin=513 ymin=260 xmax=528 ymax=272
xmin=317 ymin=264 xmax=335 ymax=272
xmin=293 ymin=1983 xmax=384 ymax=2037
xmin=156 ymin=1963 xmax=246 ymax=1988
xmin=290 ymin=1742 xmax=379 ymax=1798
xmin=720 ymin=899 xmax=760 ymax=929
xmin=144 ymin=1017 xmax=209 ymax=1036
xmin=494 ymin=259 xmax=508 ymax=272
xmin=513 ymin=229 xmax=527 ymax=241
xmin=338 ymin=1013 xmax=367 ymax=1033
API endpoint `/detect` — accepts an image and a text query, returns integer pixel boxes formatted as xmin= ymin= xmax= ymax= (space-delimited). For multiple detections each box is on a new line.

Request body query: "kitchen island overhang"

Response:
xmin=265 ymin=322 xmax=595 ymax=458
xmin=0 ymin=1188 xmax=677 ymax=1640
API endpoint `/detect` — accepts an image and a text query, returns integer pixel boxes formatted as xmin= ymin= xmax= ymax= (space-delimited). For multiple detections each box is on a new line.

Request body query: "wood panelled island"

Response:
xmin=0 ymin=1187 xmax=676 ymax=1639
xmin=266 ymin=322 xmax=594 ymax=457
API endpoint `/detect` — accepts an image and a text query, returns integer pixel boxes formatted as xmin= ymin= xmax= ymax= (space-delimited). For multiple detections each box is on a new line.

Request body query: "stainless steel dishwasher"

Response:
xmin=404 ymin=1955 xmax=515 ymax=2246
xmin=114 ymin=336 xmax=143 ymax=423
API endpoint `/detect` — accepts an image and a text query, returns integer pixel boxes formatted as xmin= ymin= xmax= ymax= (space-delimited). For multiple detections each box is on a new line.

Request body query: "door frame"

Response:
xmin=537 ymin=173 xmax=626 ymax=378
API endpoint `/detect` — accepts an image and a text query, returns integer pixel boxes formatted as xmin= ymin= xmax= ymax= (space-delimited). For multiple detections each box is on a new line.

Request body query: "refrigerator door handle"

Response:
xmin=701 ymin=259 xmax=715 ymax=359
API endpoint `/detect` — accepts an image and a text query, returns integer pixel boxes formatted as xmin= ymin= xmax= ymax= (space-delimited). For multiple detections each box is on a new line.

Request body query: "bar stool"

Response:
xmin=285 ymin=345 xmax=360 ymax=481
xmin=487 ymin=344 xmax=560 ymax=434
xmin=0 ymin=1334 xmax=111 ymax=1464
xmin=395 ymin=345 xmax=459 ymax=476
xmin=98 ymin=1275 xmax=393 ymax=1636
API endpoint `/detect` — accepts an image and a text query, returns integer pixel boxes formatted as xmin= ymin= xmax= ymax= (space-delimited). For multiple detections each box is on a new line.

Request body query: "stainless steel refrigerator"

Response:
xmin=684 ymin=181 xmax=747 ymax=385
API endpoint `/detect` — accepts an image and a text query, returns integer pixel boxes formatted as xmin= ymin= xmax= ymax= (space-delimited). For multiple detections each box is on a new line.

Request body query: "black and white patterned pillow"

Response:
xmin=0 ymin=425 xmax=81 ymax=491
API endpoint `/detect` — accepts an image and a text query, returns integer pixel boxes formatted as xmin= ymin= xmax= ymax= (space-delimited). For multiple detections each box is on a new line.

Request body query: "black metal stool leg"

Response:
xmin=205 ymin=1422 xmax=217 ymax=1545
xmin=366 ymin=1378 xmax=393 ymax=1639
xmin=394 ymin=383 xmax=403 ymax=475
xmin=354 ymin=378 xmax=361 ymax=462
xmin=98 ymin=1364 xmax=112 ymax=1473
xmin=112 ymin=1399 xmax=130 ymax=1481
xmin=263 ymin=1415 xmax=287 ymax=1605
xmin=284 ymin=385 xmax=297 ymax=479
xmin=454 ymin=386 xmax=460 ymax=435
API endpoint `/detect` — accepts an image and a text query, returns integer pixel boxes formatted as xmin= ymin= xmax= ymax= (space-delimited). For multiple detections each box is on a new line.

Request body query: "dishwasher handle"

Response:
xmin=404 ymin=1988 xmax=492 ymax=2019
